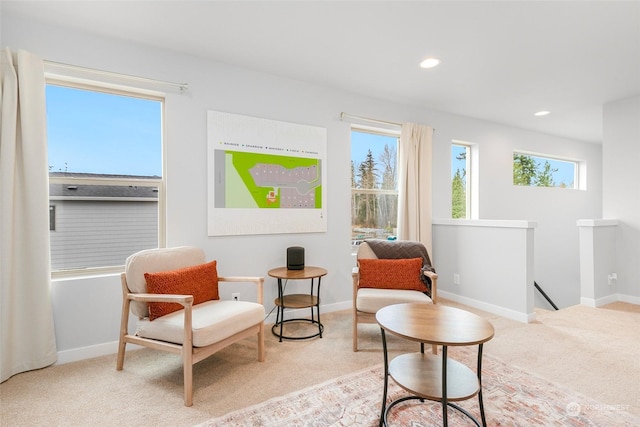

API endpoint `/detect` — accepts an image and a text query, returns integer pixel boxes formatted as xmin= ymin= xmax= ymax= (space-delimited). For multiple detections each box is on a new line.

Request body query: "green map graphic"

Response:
xmin=215 ymin=150 xmax=322 ymax=209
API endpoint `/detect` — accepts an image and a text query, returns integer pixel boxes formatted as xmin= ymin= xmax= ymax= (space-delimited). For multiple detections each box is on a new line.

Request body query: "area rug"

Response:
xmin=196 ymin=347 xmax=639 ymax=427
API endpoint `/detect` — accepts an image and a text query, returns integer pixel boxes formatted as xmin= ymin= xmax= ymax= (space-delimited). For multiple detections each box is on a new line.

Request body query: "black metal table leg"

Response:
xmin=316 ymin=277 xmax=322 ymax=338
xmin=379 ymin=328 xmax=389 ymax=427
xmin=477 ymin=343 xmax=487 ymax=427
xmin=376 ymin=304 xmax=493 ymax=427
xmin=278 ymin=278 xmax=284 ymax=342
xmin=442 ymin=345 xmax=448 ymax=426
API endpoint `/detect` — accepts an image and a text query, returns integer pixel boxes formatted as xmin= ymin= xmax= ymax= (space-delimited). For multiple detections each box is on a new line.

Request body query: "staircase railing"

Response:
xmin=534 ymin=281 xmax=559 ymax=310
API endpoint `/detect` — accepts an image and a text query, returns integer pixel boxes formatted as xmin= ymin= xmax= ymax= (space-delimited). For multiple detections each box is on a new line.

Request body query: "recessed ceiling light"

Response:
xmin=534 ymin=111 xmax=551 ymax=116
xmin=420 ymin=57 xmax=441 ymax=69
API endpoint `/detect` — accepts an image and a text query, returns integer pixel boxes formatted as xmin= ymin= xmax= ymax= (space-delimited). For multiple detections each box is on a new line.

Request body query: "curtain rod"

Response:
xmin=340 ymin=112 xmax=436 ymax=133
xmin=43 ymin=60 xmax=189 ymax=93
xmin=340 ymin=112 xmax=402 ymax=127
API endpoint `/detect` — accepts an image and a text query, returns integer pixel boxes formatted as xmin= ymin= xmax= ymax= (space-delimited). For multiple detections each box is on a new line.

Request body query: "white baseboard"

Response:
xmin=55 ymin=341 xmax=143 ymax=365
xmin=617 ymin=293 xmax=640 ymax=305
xmin=580 ymin=297 xmax=596 ymax=307
xmin=581 ymin=293 xmax=640 ymax=307
xmin=438 ymin=291 xmax=536 ymax=323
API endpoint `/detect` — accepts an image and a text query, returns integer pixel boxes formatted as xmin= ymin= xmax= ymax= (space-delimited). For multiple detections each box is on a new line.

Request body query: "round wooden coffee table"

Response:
xmin=376 ymin=303 xmax=494 ymax=427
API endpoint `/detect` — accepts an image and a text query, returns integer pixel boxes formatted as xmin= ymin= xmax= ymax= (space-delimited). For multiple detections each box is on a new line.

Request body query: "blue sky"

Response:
xmin=451 ymin=144 xmax=467 ymax=183
xmin=46 ymin=84 xmax=162 ymax=176
xmin=350 ymin=131 xmax=396 ymax=169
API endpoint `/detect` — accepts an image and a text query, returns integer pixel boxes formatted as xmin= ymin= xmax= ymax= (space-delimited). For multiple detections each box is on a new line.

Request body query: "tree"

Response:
xmin=513 ymin=154 xmax=559 ymax=187
xmin=452 ymin=168 xmax=466 ymax=218
xmin=377 ymin=144 xmax=397 ymax=232
xmin=534 ymin=161 xmax=557 ymax=187
xmin=378 ymin=144 xmax=396 ymax=190
xmin=356 ymin=150 xmax=378 ymax=228
xmin=350 ymin=160 xmax=356 ymax=188
xmin=350 ymin=160 xmax=357 ymax=221
xmin=513 ymin=154 xmax=538 ymax=186
xmin=451 ymin=146 xmax=467 ymax=219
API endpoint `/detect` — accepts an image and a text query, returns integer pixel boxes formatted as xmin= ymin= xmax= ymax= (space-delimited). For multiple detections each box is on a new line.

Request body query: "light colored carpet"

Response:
xmin=197 ymin=347 xmax=640 ymax=426
xmin=0 ymin=300 xmax=638 ymax=426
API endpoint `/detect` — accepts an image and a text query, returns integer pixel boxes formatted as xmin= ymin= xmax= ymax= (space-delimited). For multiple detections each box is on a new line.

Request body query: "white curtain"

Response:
xmin=1 ymin=48 xmax=57 ymax=382
xmin=397 ymin=123 xmax=435 ymax=254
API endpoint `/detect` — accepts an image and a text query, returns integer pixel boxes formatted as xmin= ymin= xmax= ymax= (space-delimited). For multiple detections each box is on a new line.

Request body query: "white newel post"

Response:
xmin=577 ymin=219 xmax=619 ymax=307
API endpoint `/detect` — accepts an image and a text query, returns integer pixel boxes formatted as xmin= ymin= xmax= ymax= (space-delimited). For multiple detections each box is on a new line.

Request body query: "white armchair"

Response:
xmin=116 ymin=246 xmax=265 ymax=406
xmin=352 ymin=240 xmax=438 ymax=352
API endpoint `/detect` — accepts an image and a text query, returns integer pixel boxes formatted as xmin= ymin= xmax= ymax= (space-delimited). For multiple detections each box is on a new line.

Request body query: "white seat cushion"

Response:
xmin=136 ymin=300 xmax=264 ymax=347
xmin=356 ymin=288 xmax=432 ymax=314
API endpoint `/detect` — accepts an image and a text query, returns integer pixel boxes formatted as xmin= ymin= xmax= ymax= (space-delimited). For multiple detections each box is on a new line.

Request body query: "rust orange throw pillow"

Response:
xmin=358 ymin=258 xmax=427 ymax=291
xmin=144 ymin=260 xmax=219 ymax=321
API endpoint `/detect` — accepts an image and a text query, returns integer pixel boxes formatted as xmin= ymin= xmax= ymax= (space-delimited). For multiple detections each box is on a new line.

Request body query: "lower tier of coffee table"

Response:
xmin=383 ymin=352 xmax=484 ymax=426
xmin=389 ymin=352 xmax=479 ymax=401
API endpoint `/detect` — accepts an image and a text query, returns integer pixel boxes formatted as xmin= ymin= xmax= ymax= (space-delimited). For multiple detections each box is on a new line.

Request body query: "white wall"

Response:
xmin=2 ymin=12 xmax=603 ymax=361
xmin=433 ymin=220 xmax=536 ymax=322
xmin=603 ymin=96 xmax=640 ymax=300
xmin=431 ymin=113 xmax=602 ymax=309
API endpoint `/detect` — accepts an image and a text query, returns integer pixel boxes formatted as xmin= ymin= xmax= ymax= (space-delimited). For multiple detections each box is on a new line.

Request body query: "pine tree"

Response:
xmin=357 ymin=150 xmax=378 ymax=228
xmin=452 ymin=168 xmax=466 ymax=218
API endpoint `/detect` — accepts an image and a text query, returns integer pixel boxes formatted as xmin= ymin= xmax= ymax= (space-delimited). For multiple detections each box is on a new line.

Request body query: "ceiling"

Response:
xmin=5 ymin=1 xmax=640 ymax=143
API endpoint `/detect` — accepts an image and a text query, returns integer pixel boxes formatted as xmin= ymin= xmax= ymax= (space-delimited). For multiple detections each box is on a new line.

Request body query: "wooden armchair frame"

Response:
xmin=116 ymin=249 xmax=265 ymax=407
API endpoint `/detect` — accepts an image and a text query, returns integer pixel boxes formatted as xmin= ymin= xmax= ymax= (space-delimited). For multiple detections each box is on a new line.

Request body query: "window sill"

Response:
xmin=51 ymin=265 xmax=124 ymax=281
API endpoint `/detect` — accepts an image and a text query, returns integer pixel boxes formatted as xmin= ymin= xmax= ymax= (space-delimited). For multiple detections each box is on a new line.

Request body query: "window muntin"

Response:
xmin=513 ymin=152 xmax=577 ymax=189
xmin=46 ymin=83 xmax=164 ymax=274
xmin=49 ymin=206 xmax=56 ymax=231
xmin=351 ymin=129 xmax=399 ymax=249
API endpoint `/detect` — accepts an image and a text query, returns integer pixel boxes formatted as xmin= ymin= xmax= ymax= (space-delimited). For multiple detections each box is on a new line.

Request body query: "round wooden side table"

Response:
xmin=268 ymin=266 xmax=327 ymax=341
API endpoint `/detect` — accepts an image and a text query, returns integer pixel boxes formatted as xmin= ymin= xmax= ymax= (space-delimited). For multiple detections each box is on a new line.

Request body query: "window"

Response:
xmin=451 ymin=143 xmax=470 ymax=219
xmin=46 ymin=83 xmax=164 ymax=274
xmin=49 ymin=206 xmax=56 ymax=231
xmin=350 ymin=128 xmax=399 ymax=249
xmin=513 ymin=152 xmax=577 ymax=189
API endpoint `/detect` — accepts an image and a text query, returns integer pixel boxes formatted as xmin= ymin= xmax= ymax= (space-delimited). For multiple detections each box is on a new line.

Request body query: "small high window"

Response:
xmin=513 ymin=152 xmax=578 ymax=189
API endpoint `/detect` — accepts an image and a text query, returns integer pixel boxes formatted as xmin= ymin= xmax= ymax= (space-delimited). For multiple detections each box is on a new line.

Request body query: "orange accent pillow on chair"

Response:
xmin=144 ymin=260 xmax=219 ymax=320
xmin=358 ymin=257 xmax=427 ymax=292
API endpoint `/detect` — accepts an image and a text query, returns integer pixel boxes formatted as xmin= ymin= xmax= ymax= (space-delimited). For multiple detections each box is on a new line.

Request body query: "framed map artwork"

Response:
xmin=207 ymin=111 xmax=327 ymax=236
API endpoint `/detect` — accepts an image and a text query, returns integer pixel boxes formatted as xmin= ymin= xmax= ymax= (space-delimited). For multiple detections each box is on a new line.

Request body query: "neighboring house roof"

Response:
xmin=49 ymin=172 xmax=160 ymax=199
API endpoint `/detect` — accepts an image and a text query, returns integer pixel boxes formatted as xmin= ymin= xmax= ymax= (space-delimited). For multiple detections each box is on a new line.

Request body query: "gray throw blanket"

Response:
xmin=364 ymin=239 xmax=435 ymax=296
